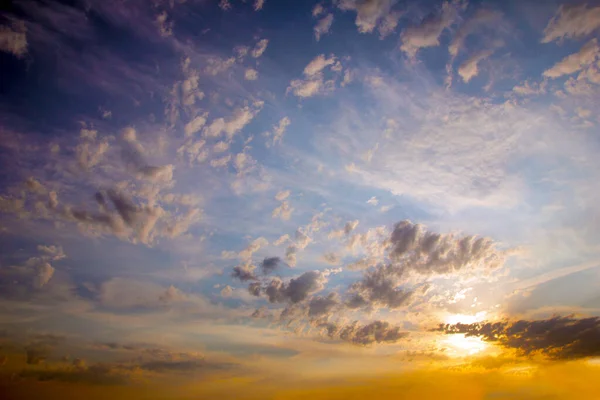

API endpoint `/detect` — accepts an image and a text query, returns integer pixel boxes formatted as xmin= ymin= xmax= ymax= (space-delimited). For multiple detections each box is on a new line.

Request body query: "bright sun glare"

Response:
xmin=444 ymin=334 xmax=488 ymax=356
xmin=442 ymin=312 xmax=489 ymax=356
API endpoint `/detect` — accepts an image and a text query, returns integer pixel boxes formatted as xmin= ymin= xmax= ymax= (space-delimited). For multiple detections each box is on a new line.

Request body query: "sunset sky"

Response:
xmin=1 ymin=0 xmax=600 ymax=398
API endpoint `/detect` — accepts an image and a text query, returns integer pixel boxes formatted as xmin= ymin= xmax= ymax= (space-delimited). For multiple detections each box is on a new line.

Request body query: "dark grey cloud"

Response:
xmin=436 ymin=316 xmax=600 ymax=360
xmin=231 ymin=264 xmax=258 ymax=282
xmin=261 ymin=271 xmax=327 ymax=304
xmin=324 ymin=320 xmax=408 ymax=345
xmin=260 ymin=256 xmax=282 ymax=275
xmin=308 ymin=293 xmax=340 ymax=317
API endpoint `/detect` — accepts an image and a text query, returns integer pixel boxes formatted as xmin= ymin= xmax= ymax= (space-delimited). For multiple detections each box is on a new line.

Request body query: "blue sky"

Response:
xmin=1 ymin=0 xmax=600 ymax=391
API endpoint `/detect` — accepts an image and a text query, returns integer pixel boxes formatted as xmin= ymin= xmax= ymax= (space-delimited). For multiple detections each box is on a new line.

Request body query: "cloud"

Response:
xmin=0 ymin=244 xmax=63 ymax=298
xmin=287 ymin=54 xmax=338 ymax=98
xmin=542 ymin=3 xmax=600 ymax=43
xmin=184 ymin=114 xmax=209 ymax=137
xmin=304 ymin=54 xmax=336 ymax=76
xmin=322 ymin=252 xmax=341 ymax=265
xmin=327 ymin=320 xmax=409 ymax=345
xmin=244 ymin=68 xmax=258 ymax=80
xmin=251 ymin=38 xmax=269 ymax=58
xmin=449 ymin=9 xmax=502 ymax=57
xmin=366 ymin=196 xmax=379 ymax=206
xmin=203 ymin=105 xmax=262 ymax=139
xmin=543 ymin=38 xmax=599 ymax=78
xmin=272 ymin=200 xmax=293 ymax=221
xmin=232 ymin=264 xmax=258 ymax=282
xmin=254 ymin=0 xmax=265 ymax=11
xmin=336 ymin=0 xmax=396 ymax=34
xmin=437 ymin=316 xmax=600 ymax=360
xmin=308 ymin=292 xmax=339 ymax=317
xmin=260 ymin=256 xmax=283 ymax=275
xmin=328 ymin=220 xmax=359 ymax=239
xmin=314 ymin=13 xmax=334 ymax=41
xmin=400 ymin=1 xmax=461 ymax=58
xmin=457 ymin=48 xmax=496 ymax=82
xmin=258 ymin=271 xmax=328 ymax=304
xmin=0 ymin=20 xmax=27 ymax=58
xmin=264 ymin=117 xmax=291 ymax=147
xmin=313 ymin=4 xmax=325 ymax=17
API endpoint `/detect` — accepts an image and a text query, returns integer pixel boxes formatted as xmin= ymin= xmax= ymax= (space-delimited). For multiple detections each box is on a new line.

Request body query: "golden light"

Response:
xmin=443 ymin=334 xmax=487 ymax=357
xmin=444 ymin=311 xmax=487 ymax=325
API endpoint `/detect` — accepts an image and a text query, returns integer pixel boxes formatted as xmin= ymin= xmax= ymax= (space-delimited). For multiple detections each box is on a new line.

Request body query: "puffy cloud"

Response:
xmin=251 ymin=38 xmax=269 ymax=58
xmin=400 ymin=1 xmax=460 ymax=58
xmin=437 ymin=316 xmax=600 ymax=360
xmin=244 ymin=68 xmax=258 ymax=80
xmin=543 ymin=38 xmax=599 ymax=78
xmin=273 ymin=234 xmax=291 ymax=246
xmin=260 ymin=271 xmax=328 ymax=304
xmin=212 ymin=141 xmax=230 ymax=153
xmin=387 ymin=220 xmax=504 ymax=274
xmin=204 ymin=106 xmax=262 ymax=139
xmin=0 ymin=20 xmax=27 ymax=58
xmin=336 ymin=0 xmax=395 ymax=34
xmin=542 ymin=3 xmax=600 ymax=43
xmin=308 ymin=292 xmax=339 ymax=317
xmin=287 ymin=55 xmax=338 ymax=98
xmin=366 ymin=196 xmax=378 ymax=206
xmin=238 ymin=237 xmax=269 ymax=262
xmin=260 ymin=256 xmax=283 ymax=275
xmin=232 ymin=264 xmax=258 ymax=282
xmin=314 ymin=13 xmax=334 ymax=41
xmin=328 ymin=320 xmax=408 ymax=345
xmin=457 ymin=48 xmax=495 ymax=83
xmin=304 ymin=54 xmax=336 ymax=76
xmin=184 ymin=113 xmax=209 ymax=137
xmin=76 ymin=131 xmax=110 ymax=170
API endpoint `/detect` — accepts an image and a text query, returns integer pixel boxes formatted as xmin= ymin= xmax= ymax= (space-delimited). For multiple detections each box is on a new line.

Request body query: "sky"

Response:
xmin=0 ymin=0 xmax=600 ymax=398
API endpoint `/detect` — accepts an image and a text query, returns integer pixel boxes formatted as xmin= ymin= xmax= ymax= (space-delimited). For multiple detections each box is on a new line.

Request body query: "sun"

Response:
xmin=443 ymin=334 xmax=488 ymax=357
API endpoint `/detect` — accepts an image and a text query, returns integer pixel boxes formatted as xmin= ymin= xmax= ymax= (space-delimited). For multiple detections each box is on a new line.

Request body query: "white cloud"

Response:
xmin=244 ymin=68 xmax=258 ymax=80
xmin=287 ymin=55 xmax=338 ymax=98
xmin=336 ymin=0 xmax=395 ymax=34
xmin=184 ymin=113 xmax=209 ymax=137
xmin=155 ymin=11 xmax=173 ymax=37
xmin=543 ymin=39 xmax=599 ymax=78
xmin=367 ymin=196 xmax=379 ymax=206
xmin=400 ymin=1 xmax=460 ymax=58
xmin=275 ymin=190 xmax=290 ymax=201
xmin=304 ymin=54 xmax=336 ymax=76
xmin=542 ymin=3 xmax=600 ymax=43
xmin=210 ymin=154 xmax=231 ymax=168
xmin=203 ymin=106 xmax=262 ymax=139
xmin=251 ymin=38 xmax=269 ymax=58
xmin=457 ymin=48 xmax=495 ymax=83
xmin=314 ymin=13 xmax=334 ymax=41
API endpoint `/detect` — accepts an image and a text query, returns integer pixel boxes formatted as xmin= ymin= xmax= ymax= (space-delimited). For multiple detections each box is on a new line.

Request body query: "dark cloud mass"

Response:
xmin=437 ymin=316 xmax=600 ymax=360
